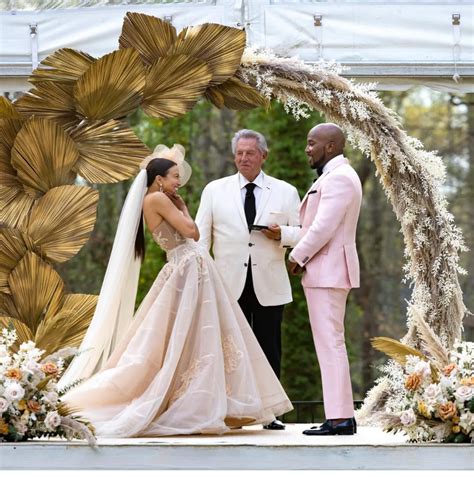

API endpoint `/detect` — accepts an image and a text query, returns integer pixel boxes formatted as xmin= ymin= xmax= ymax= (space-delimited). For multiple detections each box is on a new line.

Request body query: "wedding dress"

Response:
xmin=64 ymin=220 xmax=293 ymax=437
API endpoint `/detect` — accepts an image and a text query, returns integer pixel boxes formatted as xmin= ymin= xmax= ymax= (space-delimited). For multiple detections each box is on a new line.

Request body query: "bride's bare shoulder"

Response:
xmin=144 ymin=191 xmax=169 ymax=206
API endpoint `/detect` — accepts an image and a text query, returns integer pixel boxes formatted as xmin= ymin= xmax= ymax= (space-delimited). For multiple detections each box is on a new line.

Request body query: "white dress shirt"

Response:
xmin=238 ymin=171 xmax=265 ymax=209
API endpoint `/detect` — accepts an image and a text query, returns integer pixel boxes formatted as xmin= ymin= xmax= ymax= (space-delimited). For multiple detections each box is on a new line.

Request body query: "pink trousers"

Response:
xmin=304 ymin=287 xmax=354 ymax=419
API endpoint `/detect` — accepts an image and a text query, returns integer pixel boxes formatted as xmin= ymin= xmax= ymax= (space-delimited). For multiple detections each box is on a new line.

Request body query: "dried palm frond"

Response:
xmin=74 ymin=48 xmax=146 ymax=121
xmin=0 ymin=188 xmax=36 ymax=230
xmin=6 ymin=252 xmax=64 ymax=333
xmin=371 ymin=336 xmax=425 ymax=366
xmin=14 ymin=82 xmax=79 ymax=131
xmin=60 ymin=415 xmax=97 ymax=446
xmin=412 ymin=306 xmax=450 ymax=368
xmin=141 ymin=54 xmax=212 ymax=119
xmin=0 ymin=97 xmax=21 ymax=119
xmin=35 ymin=294 xmax=97 ymax=355
xmin=29 ymin=48 xmax=95 ymax=84
xmin=0 ymin=226 xmax=37 ymax=293
xmin=205 ymin=77 xmax=269 ymax=110
xmin=11 ymin=117 xmax=78 ymax=197
xmin=71 ymin=119 xmax=149 ymax=183
xmin=119 ymin=12 xmax=177 ymax=65
xmin=27 ymin=185 xmax=99 ymax=263
xmin=170 ymin=24 xmax=245 ymax=86
xmin=0 ymin=316 xmax=34 ymax=351
xmin=0 ymin=118 xmax=24 ymax=182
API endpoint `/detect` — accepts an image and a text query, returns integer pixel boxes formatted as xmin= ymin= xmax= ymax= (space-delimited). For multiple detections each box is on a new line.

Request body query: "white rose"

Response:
xmin=44 ymin=411 xmax=61 ymax=431
xmin=3 ymin=382 xmax=25 ymax=401
xmin=42 ymin=391 xmax=59 ymax=406
xmin=459 ymin=411 xmax=474 ymax=433
xmin=24 ymin=360 xmax=42 ymax=374
xmin=424 ymin=384 xmax=443 ymax=405
xmin=0 ymin=345 xmax=7 ymax=357
xmin=454 ymin=386 xmax=473 ymax=404
xmin=414 ymin=360 xmax=431 ymax=378
xmin=400 ymin=408 xmax=417 ymax=427
xmin=0 ymin=397 xmax=9 ymax=413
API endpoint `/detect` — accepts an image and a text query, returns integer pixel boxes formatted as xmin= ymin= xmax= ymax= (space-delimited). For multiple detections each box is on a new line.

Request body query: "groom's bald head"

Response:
xmin=306 ymin=123 xmax=346 ymax=170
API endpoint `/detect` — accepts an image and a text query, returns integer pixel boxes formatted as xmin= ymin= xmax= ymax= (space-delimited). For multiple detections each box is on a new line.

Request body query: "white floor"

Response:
xmin=1 ymin=424 xmax=472 ymax=470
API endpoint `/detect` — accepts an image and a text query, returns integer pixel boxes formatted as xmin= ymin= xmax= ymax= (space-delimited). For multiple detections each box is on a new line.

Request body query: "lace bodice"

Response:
xmin=152 ymin=221 xmax=187 ymax=251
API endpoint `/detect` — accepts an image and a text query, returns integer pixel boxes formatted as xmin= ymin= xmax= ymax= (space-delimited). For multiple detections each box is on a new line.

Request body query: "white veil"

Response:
xmin=59 ymin=170 xmax=147 ymax=388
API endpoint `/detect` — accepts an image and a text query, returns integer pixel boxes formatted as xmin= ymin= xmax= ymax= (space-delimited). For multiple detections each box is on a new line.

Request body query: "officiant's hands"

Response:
xmin=261 ymin=224 xmax=281 ymax=241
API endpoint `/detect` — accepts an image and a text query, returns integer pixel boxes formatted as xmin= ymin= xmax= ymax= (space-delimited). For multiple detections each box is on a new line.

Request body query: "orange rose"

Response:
xmin=443 ymin=363 xmax=457 ymax=376
xmin=405 ymin=372 xmax=422 ymax=391
xmin=438 ymin=401 xmax=458 ymax=421
xmin=5 ymin=368 xmax=22 ymax=380
xmin=41 ymin=362 xmax=58 ymax=376
xmin=0 ymin=419 xmax=9 ymax=435
xmin=27 ymin=400 xmax=41 ymax=413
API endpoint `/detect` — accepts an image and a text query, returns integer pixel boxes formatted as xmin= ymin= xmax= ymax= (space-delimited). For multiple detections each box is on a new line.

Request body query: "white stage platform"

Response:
xmin=0 ymin=424 xmax=472 ymax=470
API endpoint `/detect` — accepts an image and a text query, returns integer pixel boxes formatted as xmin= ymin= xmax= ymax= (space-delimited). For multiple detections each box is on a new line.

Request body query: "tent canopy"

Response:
xmin=1 ymin=0 xmax=473 ymax=93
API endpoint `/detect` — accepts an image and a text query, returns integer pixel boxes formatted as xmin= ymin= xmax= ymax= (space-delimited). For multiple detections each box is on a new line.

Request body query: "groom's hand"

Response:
xmin=261 ymin=224 xmax=281 ymax=241
xmin=287 ymin=258 xmax=304 ymax=275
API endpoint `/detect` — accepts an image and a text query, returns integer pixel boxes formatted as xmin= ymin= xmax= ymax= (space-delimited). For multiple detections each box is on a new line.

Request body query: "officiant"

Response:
xmin=196 ymin=129 xmax=301 ymax=430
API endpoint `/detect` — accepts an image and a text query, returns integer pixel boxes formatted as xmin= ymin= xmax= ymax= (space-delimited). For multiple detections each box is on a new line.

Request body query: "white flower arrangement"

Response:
xmin=0 ymin=328 xmax=96 ymax=445
xmin=374 ymin=340 xmax=474 ymax=443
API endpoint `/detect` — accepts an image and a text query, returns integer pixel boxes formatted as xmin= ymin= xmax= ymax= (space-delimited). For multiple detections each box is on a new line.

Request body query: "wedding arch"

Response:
xmin=0 ymin=12 xmax=467 ymax=410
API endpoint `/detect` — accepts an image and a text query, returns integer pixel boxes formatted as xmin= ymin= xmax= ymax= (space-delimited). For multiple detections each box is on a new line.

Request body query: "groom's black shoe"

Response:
xmin=263 ymin=419 xmax=285 ymax=430
xmin=310 ymin=417 xmax=357 ymax=433
xmin=303 ymin=418 xmax=355 ymax=436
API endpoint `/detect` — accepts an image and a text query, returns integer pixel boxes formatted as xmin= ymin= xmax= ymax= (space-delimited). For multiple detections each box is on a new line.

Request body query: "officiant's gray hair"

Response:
xmin=231 ymin=129 xmax=268 ymax=155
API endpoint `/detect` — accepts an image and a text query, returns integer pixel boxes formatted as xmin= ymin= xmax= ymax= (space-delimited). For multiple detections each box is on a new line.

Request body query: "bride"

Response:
xmin=61 ymin=144 xmax=293 ymax=437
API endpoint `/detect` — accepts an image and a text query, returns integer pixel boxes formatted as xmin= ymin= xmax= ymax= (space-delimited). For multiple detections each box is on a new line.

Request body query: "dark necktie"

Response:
xmin=244 ymin=183 xmax=257 ymax=227
xmin=313 ymin=166 xmax=324 ymax=183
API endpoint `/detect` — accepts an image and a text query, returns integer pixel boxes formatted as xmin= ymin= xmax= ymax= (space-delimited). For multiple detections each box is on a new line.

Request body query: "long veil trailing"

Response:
xmin=59 ymin=170 xmax=147 ymax=388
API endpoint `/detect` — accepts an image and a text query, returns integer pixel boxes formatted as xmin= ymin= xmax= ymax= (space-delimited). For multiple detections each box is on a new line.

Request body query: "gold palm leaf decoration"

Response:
xmin=74 ymin=48 xmax=146 ymax=121
xmin=11 ymin=117 xmax=78 ymax=198
xmin=35 ymin=294 xmax=98 ymax=356
xmin=71 ymin=120 xmax=150 ymax=183
xmin=0 ymin=118 xmax=24 ymax=184
xmin=0 ymin=226 xmax=37 ymax=294
xmin=0 ymin=97 xmax=22 ymax=119
xmin=27 ymin=185 xmax=99 ymax=263
xmin=15 ymin=82 xmax=79 ymax=131
xmin=4 ymin=252 xmax=64 ymax=333
xmin=170 ymin=24 xmax=246 ymax=86
xmin=0 ymin=118 xmax=36 ymax=229
xmin=371 ymin=337 xmax=425 ymax=365
xmin=29 ymin=48 xmax=95 ymax=84
xmin=141 ymin=54 xmax=212 ymax=119
xmin=205 ymin=77 xmax=269 ymax=110
xmin=119 ymin=12 xmax=177 ymax=65
xmin=371 ymin=336 xmax=440 ymax=382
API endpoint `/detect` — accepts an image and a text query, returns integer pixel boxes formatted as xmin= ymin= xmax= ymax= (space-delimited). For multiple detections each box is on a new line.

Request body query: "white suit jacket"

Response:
xmin=196 ymin=172 xmax=301 ymax=306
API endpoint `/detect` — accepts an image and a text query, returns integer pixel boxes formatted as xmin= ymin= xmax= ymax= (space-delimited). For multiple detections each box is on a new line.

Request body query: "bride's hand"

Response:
xmin=165 ymin=191 xmax=187 ymax=211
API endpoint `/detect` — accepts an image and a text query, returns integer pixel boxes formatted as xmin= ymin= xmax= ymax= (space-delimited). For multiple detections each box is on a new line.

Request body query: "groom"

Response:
xmin=196 ymin=129 xmax=301 ymax=430
xmin=289 ymin=123 xmax=362 ymax=436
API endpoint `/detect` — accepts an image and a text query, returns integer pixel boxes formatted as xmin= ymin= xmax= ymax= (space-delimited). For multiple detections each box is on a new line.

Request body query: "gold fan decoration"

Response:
xmin=0 ymin=12 xmax=265 ymax=355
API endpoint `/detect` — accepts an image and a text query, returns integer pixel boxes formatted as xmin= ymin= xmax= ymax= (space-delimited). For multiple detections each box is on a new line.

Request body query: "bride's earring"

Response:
xmin=157 ymin=180 xmax=163 ymax=192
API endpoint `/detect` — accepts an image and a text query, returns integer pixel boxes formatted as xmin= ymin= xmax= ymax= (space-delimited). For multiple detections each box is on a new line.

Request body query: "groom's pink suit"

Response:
xmin=290 ymin=154 xmax=362 ymax=419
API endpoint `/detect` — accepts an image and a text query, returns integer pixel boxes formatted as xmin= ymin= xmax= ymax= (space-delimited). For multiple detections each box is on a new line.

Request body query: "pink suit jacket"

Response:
xmin=291 ymin=155 xmax=362 ymax=289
